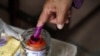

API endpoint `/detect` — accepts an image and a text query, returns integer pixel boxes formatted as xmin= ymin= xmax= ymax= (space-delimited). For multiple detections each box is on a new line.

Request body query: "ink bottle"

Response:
xmin=21 ymin=28 xmax=51 ymax=56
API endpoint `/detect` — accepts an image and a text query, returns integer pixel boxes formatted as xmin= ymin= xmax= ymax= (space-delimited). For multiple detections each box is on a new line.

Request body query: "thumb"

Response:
xmin=37 ymin=9 xmax=51 ymax=27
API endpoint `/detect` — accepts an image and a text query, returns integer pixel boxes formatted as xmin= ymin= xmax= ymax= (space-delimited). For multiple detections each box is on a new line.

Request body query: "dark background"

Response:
xmin=0 ymin=0 xmax=100 ymax=56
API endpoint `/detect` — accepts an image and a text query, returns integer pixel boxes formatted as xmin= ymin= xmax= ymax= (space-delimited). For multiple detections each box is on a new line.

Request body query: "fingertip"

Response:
xmin=36 ymin=10 xmax=50 ymax=27
xmin=36 ymin=21 xmax=44 ymax=27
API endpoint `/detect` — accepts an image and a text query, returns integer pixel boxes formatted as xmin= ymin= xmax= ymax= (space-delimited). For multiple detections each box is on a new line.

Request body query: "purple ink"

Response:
xmin=0 ymin=36 xmax=7 ymax=46
xmin=30 ymin=26 xmax=43 ymax=42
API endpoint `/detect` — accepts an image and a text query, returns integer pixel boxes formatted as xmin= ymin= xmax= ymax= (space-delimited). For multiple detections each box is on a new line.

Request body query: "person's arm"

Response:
xmin=73 ymin=0 xmax=84 ymax=9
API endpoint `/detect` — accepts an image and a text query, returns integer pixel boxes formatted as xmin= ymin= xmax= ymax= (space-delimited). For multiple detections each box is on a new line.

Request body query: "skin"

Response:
xmin=37 ymin=0 xmax=73 ymax=29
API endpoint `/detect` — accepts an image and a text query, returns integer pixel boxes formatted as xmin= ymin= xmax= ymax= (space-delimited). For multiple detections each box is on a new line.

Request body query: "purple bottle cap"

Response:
xmin=73 ymin=0 xmax=84 ymax=9
xmin=0 ymin=37 xmax=7 ymax=46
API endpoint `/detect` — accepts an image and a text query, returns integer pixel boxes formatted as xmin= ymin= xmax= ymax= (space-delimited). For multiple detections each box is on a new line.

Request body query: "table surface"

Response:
xmin=7 ymin=26 xmax=77 ymax=56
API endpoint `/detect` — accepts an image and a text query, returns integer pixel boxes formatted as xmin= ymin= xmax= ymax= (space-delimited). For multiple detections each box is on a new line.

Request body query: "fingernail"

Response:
xmin=57 ymin=24 xmax=64 ymax=30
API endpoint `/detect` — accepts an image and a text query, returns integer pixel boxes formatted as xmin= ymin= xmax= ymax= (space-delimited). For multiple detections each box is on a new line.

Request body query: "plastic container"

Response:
xmin=21 ymin=28 xmax=51 ymax=56
xmin=0 ymin=19 xmax=7 ymax=46
xmin=0 ymin=19 xmax=20 ymax=56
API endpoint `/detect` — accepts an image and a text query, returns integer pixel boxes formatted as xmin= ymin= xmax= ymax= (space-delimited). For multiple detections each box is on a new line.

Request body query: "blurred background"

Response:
xmin=0 ymin=0 xmax=100 ymax=56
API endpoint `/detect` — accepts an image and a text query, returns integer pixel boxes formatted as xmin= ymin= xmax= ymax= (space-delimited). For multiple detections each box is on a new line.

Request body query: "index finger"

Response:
xmin=36 ymin=9 xmax=51 ymax=27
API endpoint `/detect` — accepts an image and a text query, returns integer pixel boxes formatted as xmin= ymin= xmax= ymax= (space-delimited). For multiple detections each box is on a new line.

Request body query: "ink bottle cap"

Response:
xmin=25 ymin=26 xmax=46 ymax=50
xmin=26 ymin=36 xmax=46 ymax=50
xmin=0 ymin=33 xmax=7 ymax=46
xmin=0 ymin=19 xmax=7 ymax=46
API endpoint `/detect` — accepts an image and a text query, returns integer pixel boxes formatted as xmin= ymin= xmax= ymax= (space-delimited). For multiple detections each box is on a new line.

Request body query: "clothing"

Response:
xmin=73 ymin=0 xmax=84 ymax=9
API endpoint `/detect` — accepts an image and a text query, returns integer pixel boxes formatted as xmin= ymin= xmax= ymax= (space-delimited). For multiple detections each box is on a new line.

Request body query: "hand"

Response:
xmin=37 ymin=0 xmax=72 ymax=29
